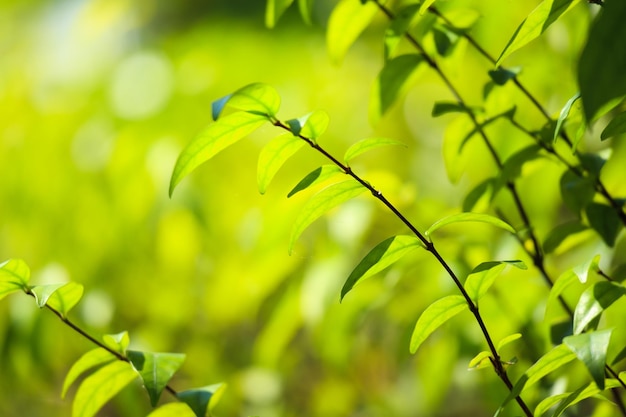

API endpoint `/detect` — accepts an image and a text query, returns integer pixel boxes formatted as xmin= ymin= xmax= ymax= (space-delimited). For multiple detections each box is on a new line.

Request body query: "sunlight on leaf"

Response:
xmin=103 ymin=331 xmax=130 ymax=355
xmin=257 ymin=133 xmax=305 ymax=194
xmin=128 ymin=350 xmax=186 ymax=407
xmin=418 ymin=0 xmax=436 ymax=15
xmin=286 ymin=110 xmax=329 ymax=140
xmin=564 ymin=330 xmax=613 ymax=390
xmin=497 ymin=333 xmax=522 ymax=351
xmin=464 ymin=261 xmax=525 ymax=303
xmin=219 ymin=83 xmax=281 ymax=119
xmin=343 ymin=137 xmax=406 ymax=164
xmin=341 ymin=235 xmax=424 ymax=300
xmin=0 ymin=259 xmax=31 ymax=300
xmin=573 ymin=281 xmax=626 ymax=334
xmin=45 ymin=282 xmax=83 ymax=317
xmin=410 ymin=295 xmax=467 ymax=354
xmin=30 ymin=283 xmax=66 ymax=308
xmin=327 ymin=0 xmax=378 ymax=64
xmin=62 ymin=348 xmax=117 ymax=398
xmin=287 ymin=165 xmax=343 ymax=198
xmin=178 ymin=383 xmax=227 ymax=417
xmin=468 ymin=351 xmax=491 ymax=370
xmin=266 ymin=0 xmax=295 ymax=28
xmin=553 ymin=92 xmax=580 ymax=143
xmin=146 ymin=403 xmax=196 ymax=417
xmin=425 ymin=212 xmax=515 ymax=237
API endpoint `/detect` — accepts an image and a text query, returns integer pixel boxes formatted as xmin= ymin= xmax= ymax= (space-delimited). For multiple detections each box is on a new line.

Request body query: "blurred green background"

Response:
xmin=1 ymin=0 xmax=623 ymax=416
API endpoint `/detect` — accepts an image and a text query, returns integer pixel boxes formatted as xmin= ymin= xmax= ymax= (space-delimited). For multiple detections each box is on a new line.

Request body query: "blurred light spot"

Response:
xmin=109 ymin=51 xmax=173 ymax=119
xmin=71 ymin=117 xmax=116 ymax=171
xmin=80 ymin=290 xmax=114 ymax=327
xmin=176 ymin=51 xmax=216 ymax=95
xmin=327 ymin=199 xmax=372 ymax=247
xmin=546 ymin=21 xmax=570 ymax=53
xmin=300 ymin=258 xmax=345 ymax=324
xmin=35 ymin=262 xmax=70 ymax=284
xmin=240 ymin=367 xmax=282 ymax=404
xmin=237 ymin=208 xmax=263 ymax=251
xmin=146 ymin=137 xmax=180 ymax=190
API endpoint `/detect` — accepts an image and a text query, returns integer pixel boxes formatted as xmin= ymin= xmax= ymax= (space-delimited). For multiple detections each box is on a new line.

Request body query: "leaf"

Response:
xmin=265 ymin=0 xmax=294 ymax=28
xmin=418 ymin=0 xmax=436 ymax=15
xmin=543 ymin=221 xmax=588 ymax=254
xmin=495 ymin=344 xmax=576 ymax=415
xmin=601 ymin=111 xmax=626 ymax=140
xmin=564 ymin=329 xmax=612 ymax=390
xmin=72 ymin=361 xmax=137 ymax=417
xmin=443 ymin=115 xmax=474 ymax=183
xmin=30 ymin=283 xmax=66 ymax=308
xmin=549 ymin=379 xmax=621 ymax=417
xmin=103 ymin=331 xmax=130 ymax=355
xmin=410 ymin=295 xmax=467 ymax=354
xmin=546 ymin=270 xmax=577 ymax=319
xmin=370 ymin=54 xmax=423 ymax=123
xmin=62 ymin=348 xmax=117 ymax=398
xmin=289 ymin=180 xmax=366 ymax=253
xmin=425 ymin=212 xmax=515 ymax=237
xmin=464 ymin=261 xmax=526 ymax=303
xmin=496 ymin=0 xmax=581 ymax=65
xmin=384 ymin=4 xmax=422 ymax=58
xmin=488 ymin=67 xmax=522 ymax=86
xmin=559 ymin=170 xmax=594 ymax=213
xmin=578 ymin=0 xmax=626 ymax=122
xmin=146 ymin=403 xmax=196 ymax=417
xmin=432 ymin=26 xmax=457 ymax=56
xmin=178 ymin=383 xmax=227 ymax=417
xmin=500 ymin=144 xmax=542 ymax=183
xmin=585 ymin=203 xmax=622 ymax=247
xmin=343 ymin=137 xmax=406 ymax=164
xmin=553 ymin=92 xmax=581 ymax=143
xmin=327 ymin=0 xmax=378 ymax=64
xmin=462 ymin=178 xmax=495 ymax=212
xmin=497 ymin=333 xmax=522 ymax=351
xmin=0 ymin=259 xmax=31 ymax=300
xmin=128 ymin=350 xmax=186 ymax=407
xmin=468 ymin=351 xmax=492 ymax=370
xmin=212 ymin=83 xmax=281 ymax=120
xmin=459 ymin=107 xmax=517 ymax=151
xmin=257 ymin=134 xmax=305 ymax=194
xmin=169 ymin=112 xmax=268 ymax=196
xmin=341 ymin=235 xmax=424 ymax=300
xmin=573 ymin=281 xmax=626 ymax=334
xmin=285 ymin=110 xmax=329 ymax=140
xmin=45 ymin=281 xmax=83 ymax=317
xmin=287 ymin=165 xmax=343 ymax=198
xmin=432 ymin=101 xmax=471 ymax=117
xmin=297 ymin=0 xmax=314 ymax=25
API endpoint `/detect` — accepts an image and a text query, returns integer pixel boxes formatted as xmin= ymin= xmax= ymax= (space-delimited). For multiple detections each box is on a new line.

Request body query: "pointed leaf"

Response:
xmin=289 ymin=180 xmax=366 ymax=253
xmin=601 ymin=111 xmax=626 ymax=140
xmin=223 ymin=83 xmax=281 ymax=118
xmin=432 ymin=26 xmax=459 ymax=57
xmin=30 ymin=283 xmax=66 ymax=308
xmin=585 ymin=203 xmax=622 ymax=247
xmin=344 ymin=137 xmax=406 ymax=164
xmin=546 ymin=269 xmax=577 ymax=318
xmin=103 ymin=331 xmax=130 ymax=355
xmin=0 ymin=259 xmax=30 ymax=300
xmin=500 ymin=144 xmax=542 ymax=182
xmin=497 ymin=0 xmax=581 ymax=65
xmin=62 ymin=348 xmax=117 ymax=398
xmin=169 ymin=112 xmax=268 ymax=196
xmin=543 ymin=221 xmax=588 ymax=254
xmin=497 ymin=333 xmax=522 ymax=351
xmin=341 ymin=235 xmax=424 ymax=300
xmin=410 ymin=295 xmax=467 ymax=354
xmin=370 ymin=54 xmax=423 ymax=123
xmin=553 ymin=92 xmax=581 ymax=143
xmin=45 ymin=281 xmax=83 ymax=317
xmin=327 ymin=0 xmax=378 ymax=64
xmin=573 ymin=281 xmax=626 ymax=334
xmin=418 ymin=0 xmax=436 ymax=15
xmin=548 ymin=379 xmax=622 ymax=417
xmin=384 ymin=4 xmax=422 ymax=58
xmin=287 ymin=165 xmax=343 ymax=197
xmin=178 ymin=383 xmax=227 ymax=417
xmin=564 ymin=330 xmax=613 ymax=390
xmin=298 ymin=0 xmax=314 ymax=25
xmin=468 ymin=351 xmax=492 ymax=370
xmin=465 ymin=261 xmax=525 ymax=303
xmin=488 ymin=67 xmax=522 ymax=86
xmin=72 ymin=361 xmax=137 ymax=417
xmin=257 ymin=134 xmax=305 ymax=194
xmin=425 ymin=212 xmax=515 ymax=237
xmin=128 ymin=350 xmax=186 ymax=407
xmin=559 ymin=170 xmax=594 ymax=213
xmin=286 ymin=110 xmax=329 ymax=140
xmin=266 ymin=0 xmax=295 ymax=28
xmin=146 ymin=403 xmax=196 ymax=417
xmin=462 ymin=178 xmax=495 ymax=212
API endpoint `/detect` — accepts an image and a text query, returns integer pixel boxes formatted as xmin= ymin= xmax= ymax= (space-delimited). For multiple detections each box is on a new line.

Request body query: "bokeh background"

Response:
xmin=1 ymin=1 xmax=624 ymax=416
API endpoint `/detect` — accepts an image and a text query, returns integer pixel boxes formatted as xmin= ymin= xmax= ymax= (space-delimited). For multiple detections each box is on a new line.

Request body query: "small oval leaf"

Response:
xmin=425 ymin=212 xmax=515 ymax=237
xmin=266 ymin=0 xmax=295 ymax=28
xmin=103 ymin=331 xmax=130 ymax=355
xmin=128 ymin=351 xmax=186 ymax=407
xmin=257 ymin=134 xmax=305 ymax=194
xmin=343 ymin=137 xmax=406 ymax=164
xmin=564 ymin=329 xmax=613 ymax=390
xmin=287 ymin=165 xmax=343 ymax=198
xmin=410 ymin=295 xmax=467 ymax=354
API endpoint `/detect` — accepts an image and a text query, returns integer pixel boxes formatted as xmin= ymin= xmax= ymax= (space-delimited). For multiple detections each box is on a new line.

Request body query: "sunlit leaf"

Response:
xmin=425 ymin=212 xmax=515 ymax=237
xmin=178 ymin=383 xmax=227 ymax=417
xmin=289 ymin=180 xmax=366 ymax=253
xmin=211 ymin=95 xmax=231 ymax=121
xmin=341 ymin=235 xmax=424 ymax=300
xmin=217 ymin=83 xmax=281 ymax=120
xmin=146 ymin=403 xmax=196 ymax=417
xmin=30 ymin=283 xmax=66 ymax=308
xmin=103 ymin=331 xmax=130 ymax=355
xmin=410 ymin=295 xmax=467 ymax=354
xmin=500 ymin=144 xmax=542 ymax=182
xmin=543 ymin=221 xmax=588 ymax=254
xmin=287 ymin=165 xmax=343 ymax=198
xmin=488 ymin=67 xmax=522 ymax=86
xmin=384 ymin=4 xmax=421 ymax=58
xmin=72 ymin=361 xmax=137 ymax=417
xmin=496 ymin=0 xmax=581 ymax=65
xmin=462 ymin=178 xmax=495 ymax=212
xmin=585 ymin=203 xmax=622 ymax=247
xmin=468 ymin=351 xmax=491 ymax=370
xmin=128 ymin=350 xmax=186 ymax=407
xmin=497 ymin=333 xmax=522 ymax=351
xmin=45 ymin=282 xmax=83 ymax=317
xmin=553 ymin=92 xmax=581 ymax=143
xmin=418 ymin=0 xmax=436 ymax=15
xmin=257 ymin=134 xmax=305 ymax=194
xmin=370 ymin=54 xmax=423 ymax=123
xmin=62 ymin=348 xmax=117 ymax=398
xmin=578 ymin=0 xmax=626 ymax=122
xmin=534 ymin=379 xmax=622 ymax=417
xmin=266 ymin=0 xmax=295 ymax=28
xmin=464 ymin=261 xmax=525 ymax=303
xmin=564 ymin=329 xmax=612 ymax=390
xmin=559 ymin=170 xmax=594 ymax=213
xmin=286 ymin=110 xmax=329 ymax=140
xmin=0 ymin=259 xmax=30 ymax=300
xmin=169 ymin=111 xmax=268 ymax=196
xmin=343 ymin=137 xmax=406 ymax=164
xmin=573 ymin=281 xmax=626 ymax=334
xmin=601 ymin=111 xmax=626 ymax=141
xmin=327 ymin=0 xmax=378 ymax=64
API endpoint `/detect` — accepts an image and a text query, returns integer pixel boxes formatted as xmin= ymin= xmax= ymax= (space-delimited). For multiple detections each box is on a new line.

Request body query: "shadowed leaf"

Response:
xmin=601 ymin=111 xmax=626 ymax=140
xmin=465 ymin=261 xmax=525 ymax=303
xmin=564 ymin=330 xmax=613 ymax=389
xmin=128 ymin=351 xmax=186 ymax=407
xmin=146 ymin=403 xmax=196 ymax=417
xmin=573 ymin=281 xmax=626 ymax=334
xmin=287 ymin=165 xmax=343 ymax=197
xmin=286 ymin=110 xmax=329 ymax=140
xmin=0 ymin=259 xmax=31 ymax=300
xmin=178 ymin=384 xmax=227 ymax=417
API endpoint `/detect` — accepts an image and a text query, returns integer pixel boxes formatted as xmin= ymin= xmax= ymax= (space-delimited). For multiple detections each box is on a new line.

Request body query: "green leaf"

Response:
xmin=72 ymin=361 xmax=137 ymax=417
xmin=103 ymin=331 xmax=130 ymax=355
xmin=549 ymin=379 xmax=621 ymax=417
xmin=543 ymin=221 xmax=588 ymax=254
xmin=62 ymin=348 xmax=117 ymax=398
xmin=128 ymin=350 xmax=186 ymax=407
xmin=497 ymin=333 xmax=522 ymax=351
xmin=500 ymin=144 xmax=542 ymax=183
xmin=265 ymin=0 xmax=294 ymax=28
xmin=559 ymin=170 xmax=594 ymax=213
xmin=410 ymin=295 xmax=467 ymax=354
xmin=546 ymin=270 xmax=577 ymax=319
xmin=343 ymin=137 xmax=406 ymax=164
xmin=459 ymin=107 xmax=517 ymax=151
xmin=289 ymin=180 xmax=366 ymax=253
xmin=418 ymin=0 xmax=436 ymax=15
xmin=432 ymin=101 xmax=472 ymax=117
xmin=370 ymin=54 xmax=423 ymax=123
xmin=578 ymin=0 xmax=626 ymax=122
xmin=425 ymin=212 xmax=516 ymax=237
xmin=257 ymin=134 xmax=305 ymax=194
xmin=585 ymin=202 xmax=622 ymax=247
xmin=0 ymin=259 xmax=31 ymax=300
xmin=468 ymin=351 xmax=492 ymax=370
xmin=432 ymin=25 xmax=460 ymax=57
xmin=214 ymin=83 xmax=281 ymax=120
xmin=495 ymin=344 xmax=576 ymax=415
xmin=384 ymin=4 xmax=422 ymax=58
xmin=286 ymin=110 xmax=329 ymax=140
xmin=178 ymin=383 xmax=227 ymax=417
xmin=30 ymin=283 xmax=66 ymax=308
xmin=169 ymin=112 xmax=268 ymax=196
xmin=327 ymin=0 xmax=378 ymax=64
xmin=341 ymin=235 xmax=424 ymax=300
xmin=146 ymin=403 xmax=196 ymax=417
xmin=573 ymin=281 xmax=626 ymax=334
xmin=45 ymin=282 xmax=84 ymax=317
xmin=488 ymin=67 xmax=522 ymax=86
xmin=287 ymin=165 xmax=343 ymax=198
xmin=462 ymin=178 xmax=495 ymax=212
xmin=601 ymin=111 xmax=626 ymax=140
xmin=465 ymin=261 xmax=526 ymax=303
xmin=496 ymin=0 xmax=581 ymax=65
xmin=564 ymin=329 xmax=612 ymax=390
xmin=297 ymin=0 xmax=314 ymax=25
xmin=553 ymin=92 xmax=581 ymax=143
